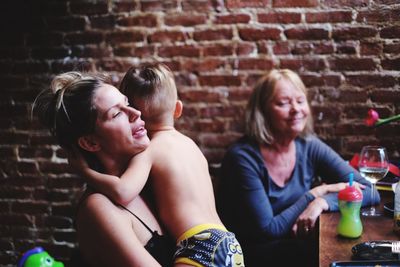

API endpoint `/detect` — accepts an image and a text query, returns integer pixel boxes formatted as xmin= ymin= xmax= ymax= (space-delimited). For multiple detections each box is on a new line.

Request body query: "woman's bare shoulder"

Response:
xmin=76 ymin=192 xmax=121 ymax=223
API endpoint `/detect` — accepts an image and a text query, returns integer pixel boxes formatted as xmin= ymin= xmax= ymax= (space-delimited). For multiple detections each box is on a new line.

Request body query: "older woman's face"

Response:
xmin=267 ymin=78 xmax=310 ymax=139
xmin=92 ymin=84 xmax=150 ymax=158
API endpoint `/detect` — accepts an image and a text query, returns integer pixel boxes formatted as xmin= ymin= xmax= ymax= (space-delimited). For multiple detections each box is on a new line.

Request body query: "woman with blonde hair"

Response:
xmin=216 ymin=69 xmax=378 ymax=266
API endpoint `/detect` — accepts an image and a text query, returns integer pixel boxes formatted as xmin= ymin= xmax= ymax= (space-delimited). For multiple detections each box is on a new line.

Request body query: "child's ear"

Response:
xmin=78 ymin=135 xmax=101 ymax=152
xmin=174 ymin=100 xmax=183 ymax=119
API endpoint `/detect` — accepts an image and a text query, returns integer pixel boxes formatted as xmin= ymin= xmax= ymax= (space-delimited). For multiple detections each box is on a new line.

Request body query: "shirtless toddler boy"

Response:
xmin=78 ymin=63 xmax=244 ymax=267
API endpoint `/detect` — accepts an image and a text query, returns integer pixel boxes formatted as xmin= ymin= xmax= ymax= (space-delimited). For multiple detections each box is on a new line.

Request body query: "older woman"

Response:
xmin=216 ymin=69 xmax=379 ymax=266
xmin=33 ymin=72 xmax=175 ymax=266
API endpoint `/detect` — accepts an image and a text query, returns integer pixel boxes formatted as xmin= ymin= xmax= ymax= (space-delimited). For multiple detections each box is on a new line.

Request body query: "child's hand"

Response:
xmin=67 ymin=148 xmax=89 ymax=175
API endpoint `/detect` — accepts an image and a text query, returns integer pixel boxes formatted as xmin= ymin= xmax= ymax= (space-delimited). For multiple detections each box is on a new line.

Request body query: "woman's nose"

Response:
xmin=291 ymin=102 xmax=300 ymax=112
xmin=126 ymin=106 xmax=141 ymax=122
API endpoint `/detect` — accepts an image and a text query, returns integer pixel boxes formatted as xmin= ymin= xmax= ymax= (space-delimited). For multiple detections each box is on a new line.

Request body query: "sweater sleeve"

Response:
xmin=220 ymin=145 xmax=315 ymax=240
xmin=308 ymin=137 xmax=380 ymax=211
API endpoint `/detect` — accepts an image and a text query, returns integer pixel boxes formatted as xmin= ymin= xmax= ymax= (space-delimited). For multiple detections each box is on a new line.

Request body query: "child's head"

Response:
xmin=120 ymin=62 xmax=178 ymax=124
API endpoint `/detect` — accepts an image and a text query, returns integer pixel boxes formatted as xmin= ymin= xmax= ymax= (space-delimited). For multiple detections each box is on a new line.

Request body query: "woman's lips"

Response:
xmin=132 ymin=126 xmax=147 ymax=138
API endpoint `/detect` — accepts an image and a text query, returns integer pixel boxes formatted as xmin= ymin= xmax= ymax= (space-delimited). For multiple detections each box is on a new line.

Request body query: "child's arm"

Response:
xmin=70 ymin=151 xmax=152 ymax=205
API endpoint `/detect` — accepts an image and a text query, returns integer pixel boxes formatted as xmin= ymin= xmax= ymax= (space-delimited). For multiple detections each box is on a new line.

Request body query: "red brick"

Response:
xmin=306 ymin=11 xmax=352 ymax=23
xmin=97 ymin=59 xmax=135 ymax=72
xmin=182 ymin=0 xmax=214 ymax=11
xmin=226 ymin=0 xmax=270 ymax=8
xmin=106 ymin=31 xmax=145 ymax=44
xmin=117 ymin=14 xmax=158 ymax=27
xmin=236 ymin=43 xmax=256 ymax=56
xmin=238 ymin=58 xmax=274 ymax=70
xmin=336 ymin=42 xmax=357 ymax=54
xmin=332 ymin=26 xmax=377 ymax=40
xmin=285 ymin=27 xmax=329 ymax=40
xmin=273 ymin=42 xmax=290 ymax=55
xmin=203 ymin=44 xmax=234 ymax=56
xmin=214 ymin=14 xmax=251 ymax=24
xmin=158 ymin=45 xmax=200 ymax=58
xmin=180 ymin=59 xmax=225 ymax=73
xmin=165 ymin=14 xmax=207 ymax=26
xmin=291 ymin=43 xmax=313 ymax=55
xmin=323 ymin=0 xmax=368 ymax=7
xmin=301 ymin=74 xmax=341 ymax=87
xmin=370 ymin=90 xmax=400 ymax=103
xmin=314 ymin=42 xmax=335 ymax=54
xmin=141 ymin=0 xmax=178 ymax=12
xmin=383 ymin=43 xmax=400 ymax=54
xmin=199 ymin=75 xmax=242 ymax=87
xmin=345 ymin=74 xmax=397 ymax=88
xmin=13 ymin=61 xmax=50 ymax=73
xmin=239 ymin=27 xmax=281 ymax=41
xmin=381 ymin=26 xmax=400 ymax=39
xmin=382 ymin=58 xmax=400 ymax=70
xmin=258 ymin=12 xmax=301 ymax=23
xmin=357 ymin=9 xmax=400 ymax=23
xmin=280 ymin=58 xmax=326 ymax=71
xmin=273 ymin=0 xmax=318 ymax=7
xmin=196 ymin=119 xmax=227 ymax=133
xmin=360 ymin=41 xmax=382 ymax=56
xmin=149 ymin=31 xmax=187 ymax=43
xmin=113 ymin=1 xmax=138 ymax=12
xmin=338 ymin=90 xmax=368 ymax=103
xmin=194 ymin=29 xmax=233 ymax=41
xmin=114 ymin=45 xmax=155 ymax=57
xmin=312 ymin=106 xmax=341 ymax=122
xmin=329 ymin=58 xmax=376 ymax=71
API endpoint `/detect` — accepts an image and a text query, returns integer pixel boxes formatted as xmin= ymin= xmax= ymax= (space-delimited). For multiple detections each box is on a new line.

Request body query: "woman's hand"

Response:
xmin=292 ymin=197 xmax=329 ymax=238
xmin=310 ymin=182 xmax=366 ymax=198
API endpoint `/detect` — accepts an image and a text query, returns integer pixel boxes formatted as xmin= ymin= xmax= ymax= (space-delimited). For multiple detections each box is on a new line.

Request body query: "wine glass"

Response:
xmin=358 ymin=146 xmax=389 ymax=217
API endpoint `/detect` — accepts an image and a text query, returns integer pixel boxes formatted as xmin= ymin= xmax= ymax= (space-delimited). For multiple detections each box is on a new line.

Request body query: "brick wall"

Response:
xmin=1 ymin=0 xmax=399 ymax=265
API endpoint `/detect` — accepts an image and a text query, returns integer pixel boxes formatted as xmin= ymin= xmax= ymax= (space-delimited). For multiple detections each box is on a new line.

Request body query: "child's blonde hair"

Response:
xmin=120 ymin=62 xmax=177 ymax=124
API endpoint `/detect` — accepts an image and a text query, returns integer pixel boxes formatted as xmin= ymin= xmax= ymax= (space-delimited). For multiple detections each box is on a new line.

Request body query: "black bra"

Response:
xmin=119 ymin=205 xmax=175 ymax=267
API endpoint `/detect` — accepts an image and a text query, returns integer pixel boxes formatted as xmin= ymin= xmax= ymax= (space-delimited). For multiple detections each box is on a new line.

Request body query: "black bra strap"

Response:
xmin=118 ymin=204 xmax=154 ymax=234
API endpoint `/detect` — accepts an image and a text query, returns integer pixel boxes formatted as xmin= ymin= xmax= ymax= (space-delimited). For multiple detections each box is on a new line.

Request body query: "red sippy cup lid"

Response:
xmin=338 ymin=185 xmax=363 ymax=201
xmin=338 ymin=173 xmax=363 ymax=201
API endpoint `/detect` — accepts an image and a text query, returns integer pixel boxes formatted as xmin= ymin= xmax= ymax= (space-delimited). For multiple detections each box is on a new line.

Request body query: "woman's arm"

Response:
xmin=76 ymin=193 xmax=162 ymax=267
xmin=71 ymin=151 xmax=152 ymax=205
xmin=309 ymin=137 xmax=380 ymax=211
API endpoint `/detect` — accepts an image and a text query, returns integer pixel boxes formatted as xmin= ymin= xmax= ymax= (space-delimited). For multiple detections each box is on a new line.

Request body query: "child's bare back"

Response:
xmin=147 ymin=129 xmax=223 ymax=239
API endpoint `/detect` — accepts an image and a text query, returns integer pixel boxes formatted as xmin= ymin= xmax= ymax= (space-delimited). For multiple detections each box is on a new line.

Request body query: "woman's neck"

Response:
xmin=96 ymin=153 xmax=129 ymax=176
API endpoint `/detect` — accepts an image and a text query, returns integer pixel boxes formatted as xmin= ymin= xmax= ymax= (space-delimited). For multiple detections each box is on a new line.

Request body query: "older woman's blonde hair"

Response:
xmin=245 ymin=69 xmax=314 ymax=144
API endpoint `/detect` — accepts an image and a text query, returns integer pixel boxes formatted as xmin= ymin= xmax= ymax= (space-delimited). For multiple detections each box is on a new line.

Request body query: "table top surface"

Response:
xmin=319 ymin=191 xmax=399 ymax=267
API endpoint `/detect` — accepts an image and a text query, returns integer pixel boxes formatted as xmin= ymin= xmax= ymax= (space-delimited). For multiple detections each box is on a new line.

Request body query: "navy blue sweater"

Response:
xmin=216 ymin=135 xmax=379 ymax=243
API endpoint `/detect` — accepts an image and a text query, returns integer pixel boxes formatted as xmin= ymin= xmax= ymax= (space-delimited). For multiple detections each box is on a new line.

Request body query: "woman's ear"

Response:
xmin=78 ymin=135 xmax=101 ymax=152
xmin=174 ymin=100 xmax=183 ymax=119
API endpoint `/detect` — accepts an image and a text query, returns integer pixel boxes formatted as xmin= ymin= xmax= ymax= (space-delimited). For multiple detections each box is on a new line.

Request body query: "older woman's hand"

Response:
xmin=309 ymin=182 xmax=366 ymax=198
xmin=292 ymin=197 xmax=329 ymax=238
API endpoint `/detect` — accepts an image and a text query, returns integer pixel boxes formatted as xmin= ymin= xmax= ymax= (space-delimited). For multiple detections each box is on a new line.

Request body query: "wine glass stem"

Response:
xmin=371 ymin=183 xmax=376 ymax=214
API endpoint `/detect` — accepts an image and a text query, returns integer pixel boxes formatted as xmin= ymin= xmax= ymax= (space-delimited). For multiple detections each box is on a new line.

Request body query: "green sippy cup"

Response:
xmin=337 ymin=173 xmax=363 ymax=238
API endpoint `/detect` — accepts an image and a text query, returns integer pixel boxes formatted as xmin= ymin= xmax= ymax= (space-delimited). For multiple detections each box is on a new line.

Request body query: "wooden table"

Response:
xmin=319 ymin=191 xmax=398 ymax=266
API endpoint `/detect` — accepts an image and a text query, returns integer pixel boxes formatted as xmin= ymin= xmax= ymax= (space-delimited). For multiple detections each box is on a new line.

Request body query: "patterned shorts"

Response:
xmin=174 ymin=224 xmax=245 ymax=267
